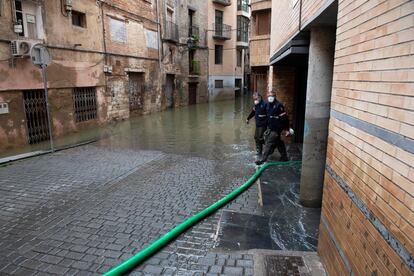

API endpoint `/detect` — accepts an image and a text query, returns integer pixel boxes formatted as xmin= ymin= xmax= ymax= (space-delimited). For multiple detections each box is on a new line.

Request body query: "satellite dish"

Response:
xmin=30 ymin=44 xmax=51 ymax=68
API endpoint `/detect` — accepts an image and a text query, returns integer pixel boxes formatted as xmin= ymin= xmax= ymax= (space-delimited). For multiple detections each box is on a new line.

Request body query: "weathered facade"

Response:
xmin=159 ymin=0 xmax=209 ymax=108
xmin=0 ymin=0 xmax=209 ymax=153
xmin=268 ymin=0 xmax=414 ymax=274
xmin=249 ymin=0 xmax=271 ymax=95
xmin=207 ymin=0 xmax=250 ymax=101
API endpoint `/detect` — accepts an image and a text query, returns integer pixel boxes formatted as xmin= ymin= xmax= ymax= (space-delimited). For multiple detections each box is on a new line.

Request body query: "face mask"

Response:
xmin=268 ymin=96 xmax=275 ymax=103
xmin=254 ymin=100 xmax=259 ymax=105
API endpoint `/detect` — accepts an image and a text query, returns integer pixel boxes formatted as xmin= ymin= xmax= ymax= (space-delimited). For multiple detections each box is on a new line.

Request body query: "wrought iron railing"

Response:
xmin=164 ymin=21 xmax=179 ymax=42
xmin=213 ymin=23 xmax=231 ymax=39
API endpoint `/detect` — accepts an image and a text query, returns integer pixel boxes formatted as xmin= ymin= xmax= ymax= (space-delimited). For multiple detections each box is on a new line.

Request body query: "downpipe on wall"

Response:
xmin=103 ymin=160 xmax=302 ymax=276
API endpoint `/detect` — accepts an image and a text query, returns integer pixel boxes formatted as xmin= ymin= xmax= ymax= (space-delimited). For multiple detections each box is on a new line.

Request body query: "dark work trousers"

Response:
xmin=254 ymin=127 xmax=266 ymax=154
xmin=262 ymin=130 xmax=287 ymax=161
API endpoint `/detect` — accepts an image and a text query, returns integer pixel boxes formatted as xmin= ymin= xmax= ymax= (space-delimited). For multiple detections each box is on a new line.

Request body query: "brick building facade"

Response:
xmin=267 ymin=0 xmax=414 ymax=274
xmin=0 ymin=0 xmax=209 ymax=153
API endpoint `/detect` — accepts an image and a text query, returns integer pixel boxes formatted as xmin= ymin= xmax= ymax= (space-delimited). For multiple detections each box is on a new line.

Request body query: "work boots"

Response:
xmin=256 ymin=143 xmax=263 ymax=156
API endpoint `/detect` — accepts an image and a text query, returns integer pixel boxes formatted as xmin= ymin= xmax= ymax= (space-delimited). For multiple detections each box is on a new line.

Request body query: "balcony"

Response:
xmin=213 ymin=24 xmax=231 ymax=40
xmin=251 ymin=0 xmax=271 ymax=12
xmin=164 ymin=21 xmax=179 ymax=42
xmin=212 ymin=0 xmax=231 ymax=6
xmin=189 ymin=60 xmax=200 ymax=75
xmin=237 ymin=1 xmax=249 ymax=12
xmin=250 ymin=36 xmax=270 ymax=66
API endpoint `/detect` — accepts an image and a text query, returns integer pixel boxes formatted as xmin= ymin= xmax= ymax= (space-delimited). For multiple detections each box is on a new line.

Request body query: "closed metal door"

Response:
xmin=23 ymin=90 xmax=50 ymax=144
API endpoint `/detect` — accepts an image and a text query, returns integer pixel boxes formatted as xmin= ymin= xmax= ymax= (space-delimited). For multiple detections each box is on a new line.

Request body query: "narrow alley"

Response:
xmin=0 ymin=98 xmax=323 ymax=275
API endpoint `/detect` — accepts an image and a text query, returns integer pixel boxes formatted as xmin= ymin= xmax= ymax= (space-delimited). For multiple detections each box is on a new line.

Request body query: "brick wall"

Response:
xmin=272 ymin=66 xmax=296 ymax=128
xmin=301 ymin=0 xmax=331 ymax=27
xmin=270 ymin=0 xmax=300 ymax=55
xmin=319 ymin=0 xmax=414 ymax=275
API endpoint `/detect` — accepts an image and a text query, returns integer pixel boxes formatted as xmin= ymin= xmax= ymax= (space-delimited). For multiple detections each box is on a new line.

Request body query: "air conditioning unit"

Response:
xmin=10 ymin=40 xmax=34 ymax=57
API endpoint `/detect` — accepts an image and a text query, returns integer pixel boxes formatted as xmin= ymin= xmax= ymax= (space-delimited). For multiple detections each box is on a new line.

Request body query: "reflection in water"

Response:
xmin=3 ymin=95 xmax=320 ymax=251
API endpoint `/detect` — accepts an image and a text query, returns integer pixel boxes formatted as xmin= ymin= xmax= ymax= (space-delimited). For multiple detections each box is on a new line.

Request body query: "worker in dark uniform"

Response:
xmin=255 ymin=91 xmax=291 ymax=165
xmin=246 ymin=92 xmax=268 ymax=157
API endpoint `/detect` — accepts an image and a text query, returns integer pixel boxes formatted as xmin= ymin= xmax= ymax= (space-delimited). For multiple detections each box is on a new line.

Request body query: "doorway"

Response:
xmin=166 ymin=74 xmax=175 ymax=108
xmin=188 ymin=83 xmax=197 ymax=105
xmin=128 ymin=72 xmax=145 ymax=111
xmin=235 ymin=79 xmax=242 ymax=98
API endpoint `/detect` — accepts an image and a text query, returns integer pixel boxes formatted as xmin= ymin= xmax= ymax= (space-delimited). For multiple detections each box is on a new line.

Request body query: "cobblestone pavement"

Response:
xmin=0 ymin=143 xmax=260 ymax=275
xmin=0 ymin=99 xmax=316 ymax=275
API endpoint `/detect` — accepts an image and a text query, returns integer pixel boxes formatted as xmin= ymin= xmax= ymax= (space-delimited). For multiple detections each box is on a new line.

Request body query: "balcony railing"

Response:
xmin=189 ymin=25 xmax=199 ymax=38
xmin=164 ymin=21 xmax=179 ymax=42
xmin=213 ymin=0 xmax=231 ymax=6
xmin=213 ymin=23 xmax=231 ymax=40
xmin=190 ymin=60 xmax=200 ymax=75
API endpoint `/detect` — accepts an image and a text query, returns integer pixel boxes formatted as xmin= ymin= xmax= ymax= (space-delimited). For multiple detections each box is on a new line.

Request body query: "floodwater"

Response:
xmin=2 ymin=95 xmax=320 ymax=251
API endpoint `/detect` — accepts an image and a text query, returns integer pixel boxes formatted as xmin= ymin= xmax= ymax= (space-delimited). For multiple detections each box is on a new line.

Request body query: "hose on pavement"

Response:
xmin=103 ymin=160 xmax=302 ymax=276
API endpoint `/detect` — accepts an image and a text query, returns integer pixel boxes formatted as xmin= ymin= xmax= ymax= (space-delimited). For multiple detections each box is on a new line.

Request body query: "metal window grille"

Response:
xmin=23 ymin=90 xmax=50 ymax=144
xmin=73 ymin=87 xmax=97 ymax=122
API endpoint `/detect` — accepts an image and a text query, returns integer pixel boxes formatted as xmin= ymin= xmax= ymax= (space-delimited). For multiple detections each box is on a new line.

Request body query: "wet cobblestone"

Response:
xmin=0 ymin=142 xmax=259 ymax=275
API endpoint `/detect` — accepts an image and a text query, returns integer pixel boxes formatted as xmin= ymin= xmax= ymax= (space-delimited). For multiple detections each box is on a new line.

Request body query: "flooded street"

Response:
xmin=0 ymin=96 xmax=320 ymax=275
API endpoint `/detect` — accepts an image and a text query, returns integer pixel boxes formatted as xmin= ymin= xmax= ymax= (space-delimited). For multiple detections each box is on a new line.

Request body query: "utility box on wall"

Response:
xmin=0 ymin=103 xmax=9 ymax=114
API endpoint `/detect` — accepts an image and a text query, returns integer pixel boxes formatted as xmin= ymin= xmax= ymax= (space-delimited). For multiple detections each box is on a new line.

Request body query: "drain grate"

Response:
xmin=265 ymin=255 xmax=305 ymax=276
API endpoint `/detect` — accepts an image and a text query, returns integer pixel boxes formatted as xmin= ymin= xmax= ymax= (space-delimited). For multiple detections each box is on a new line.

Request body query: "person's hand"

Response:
xmin=285 ymin=128 xmax=294 ymax=137
xmin=246 ymin=119 xmax=249 ymax=124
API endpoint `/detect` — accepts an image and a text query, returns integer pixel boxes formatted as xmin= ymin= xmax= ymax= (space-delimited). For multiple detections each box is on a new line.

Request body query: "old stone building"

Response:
xmin=159 ymin=0 xmax=209 ymax=108
xmin=266 ymin=0 xmax=414 ymax=274
xmin=208 ymin=0 xmax=250 ymax=101
xmin=0 ymin=0 xmax=209 ymax=153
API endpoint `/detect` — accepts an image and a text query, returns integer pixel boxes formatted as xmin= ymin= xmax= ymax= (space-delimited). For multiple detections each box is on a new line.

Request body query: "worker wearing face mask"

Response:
xmin=255 ymin=91 xmax=291 ymax=165
xmin=246 ymin=92 xmax=268 ymax=156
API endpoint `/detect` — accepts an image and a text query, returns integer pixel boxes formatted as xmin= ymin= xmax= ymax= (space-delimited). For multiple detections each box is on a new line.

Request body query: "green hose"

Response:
xmin=103 ymin=161 xmax=301 ymax=276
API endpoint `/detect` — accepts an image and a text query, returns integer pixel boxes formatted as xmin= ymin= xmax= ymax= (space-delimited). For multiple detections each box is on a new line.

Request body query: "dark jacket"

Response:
xmin=247 ymin=100 xmax=268 ymax=128
xmin=266 ymin=100 xmax=289 ymax=133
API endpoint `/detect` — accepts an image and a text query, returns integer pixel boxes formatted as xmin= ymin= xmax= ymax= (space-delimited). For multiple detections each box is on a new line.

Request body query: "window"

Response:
xmin=237 ymin=0 xmax=249 ymax=12
xmin=110 ymin=18 xmax=127 ymax=43
xmin=215 ymin=80 xmax=224 ymax=88
xmin=236 ymin=49 xmax=242 ymax=67
xmin=15 ymin=0 xmax=24 ymax=37
xmin=215 ymin=10 xmax=223 ymax=26
xmin=73 ymin=87 xmax=97 ymax=122
xmin=14 ymin=0 xmax=43 ymax=39
xmin=215 ymin=45 xmax=223 ymax=64
xmin=72 ymin=11 xmax=86 ymax=28
xmin=255 ymin=11 xmax=270 ymax=35
xmin=237 ymin=16 xmax=249 ymax=42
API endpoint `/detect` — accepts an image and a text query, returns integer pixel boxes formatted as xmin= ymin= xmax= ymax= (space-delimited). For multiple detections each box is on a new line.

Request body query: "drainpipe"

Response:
xmin=99 ymin=1 xmax=108 ymax=65
xmin=155 ymin=0 xmax=162 ymax=69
